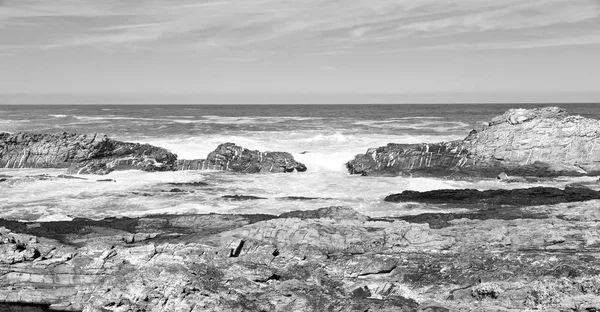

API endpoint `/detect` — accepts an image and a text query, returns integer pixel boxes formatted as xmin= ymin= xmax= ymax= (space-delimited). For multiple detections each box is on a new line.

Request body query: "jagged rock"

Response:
xmin=385 ymin=186 xmax=600 ymax=206
xmin=176 ymin=143 xmax=307 ymax=173
xmin=2 ymin=204 xmax=600 ymax=311
xmin=347 ymin=107 xmax=600 ymax=178
xmin=0 ymin=132 xmax=177 ymax=175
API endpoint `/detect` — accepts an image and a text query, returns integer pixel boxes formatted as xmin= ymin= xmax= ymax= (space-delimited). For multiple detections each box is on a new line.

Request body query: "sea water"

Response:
xmin=1 ymin=104 xmax=599 ymax=221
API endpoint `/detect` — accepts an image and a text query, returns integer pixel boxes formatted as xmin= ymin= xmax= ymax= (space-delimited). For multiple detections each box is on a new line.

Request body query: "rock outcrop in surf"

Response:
xmin=0 ymin=132 xmax=177 ymax=175
xmin=0 ymin=134 xmax=307 ymax=175
xmin=347 ymin=107 xmax=600 ymax=178
xmin=177 ymin=142 xmax=307 ymax=173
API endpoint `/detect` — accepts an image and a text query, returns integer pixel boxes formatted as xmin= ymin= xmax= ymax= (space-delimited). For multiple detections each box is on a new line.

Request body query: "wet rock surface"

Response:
xmin=385 ymin=186 xmax=600 ymax=206
xmin=0 ymin=132 xmax=177 ymax=175
xmin=2 ymin=204 xmax=600 ymax=311
xmin=177 ymin=142 xmax=307 ymax=173
xmin=347 ymin=107 xmax=600 ymax=178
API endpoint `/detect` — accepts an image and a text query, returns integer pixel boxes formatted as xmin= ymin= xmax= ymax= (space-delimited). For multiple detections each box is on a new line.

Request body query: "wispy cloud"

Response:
xmin=1 ymin=0 xmax=599 ymax=53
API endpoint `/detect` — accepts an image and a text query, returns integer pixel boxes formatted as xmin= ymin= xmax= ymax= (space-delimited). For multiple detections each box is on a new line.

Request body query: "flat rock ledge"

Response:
xmin=0 ymin=133 xmax=306 ymax=175
xmin=347 ymin=107 xmax=600 ymax=178
xmin=2 ymin=204 xmax=600 ymax=311
xmin=385 ymin=186 xmax=600 ymax=207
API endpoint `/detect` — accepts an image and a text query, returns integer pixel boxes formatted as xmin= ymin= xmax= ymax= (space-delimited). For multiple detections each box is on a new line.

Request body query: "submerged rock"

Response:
xmin=222 ymin=194 xmax=267 ymax=201
xmin=347 ymin=107 xmax=600 ymax=178
xmin=166 ymin=181 xmax=209 ymax=187
xmin=385 ymin=186 xmax=600 ymax=206
xmin=0 ymin=132 xmax=177 ymax=175
xmin=177 ymin=142 xmax=307 ymax=173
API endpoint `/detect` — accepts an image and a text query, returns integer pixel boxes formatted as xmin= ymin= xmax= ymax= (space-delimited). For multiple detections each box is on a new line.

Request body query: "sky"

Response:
xmin=1 ymin=0 xmax=599 ymax=104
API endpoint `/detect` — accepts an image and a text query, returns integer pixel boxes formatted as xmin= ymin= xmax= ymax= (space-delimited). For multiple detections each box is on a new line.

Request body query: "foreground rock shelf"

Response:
xmin=347 ymin=107 xmax=600 ymax=178
xmin=2 ymin=203 xmax=600 ymax=311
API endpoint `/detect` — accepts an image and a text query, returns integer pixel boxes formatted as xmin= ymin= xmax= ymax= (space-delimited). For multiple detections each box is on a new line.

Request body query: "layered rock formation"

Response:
xmin=176 ymin=142 xmax=307 ymax=173
xmin=0 ymin=132 xmax=177 ymax=175
xmin=347 ymin=107 xmax=600 ymax=178
xmin=2 ymin=202 xmax=600 ymax=311
xmin=0 ymin=134 xmax=306 ymax=175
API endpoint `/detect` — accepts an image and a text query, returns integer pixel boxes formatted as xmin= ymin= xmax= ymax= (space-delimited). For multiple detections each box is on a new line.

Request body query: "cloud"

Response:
xmin=1 ymin=0 xmax=599 ymax=53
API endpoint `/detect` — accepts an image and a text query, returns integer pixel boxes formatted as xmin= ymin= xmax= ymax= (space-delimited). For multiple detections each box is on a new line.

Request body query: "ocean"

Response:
xmin=1 ymin=103 xmax=599 ymax=222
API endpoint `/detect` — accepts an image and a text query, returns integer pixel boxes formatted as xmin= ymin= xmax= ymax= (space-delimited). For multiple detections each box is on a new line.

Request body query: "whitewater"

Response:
xmin=1 ymin=104 xmax=599 ymax=221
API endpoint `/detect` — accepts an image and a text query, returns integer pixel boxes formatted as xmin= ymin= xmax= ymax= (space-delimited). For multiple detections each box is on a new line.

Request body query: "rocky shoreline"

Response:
xmin=2 ymin=200 xmax=600 ymax=311
xmin=2 ymin=106 xmax=600 ymax=311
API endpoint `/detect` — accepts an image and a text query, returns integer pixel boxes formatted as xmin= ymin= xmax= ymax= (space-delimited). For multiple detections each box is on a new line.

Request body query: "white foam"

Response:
xmin=48 ymin=114 xmax=68 ymax=118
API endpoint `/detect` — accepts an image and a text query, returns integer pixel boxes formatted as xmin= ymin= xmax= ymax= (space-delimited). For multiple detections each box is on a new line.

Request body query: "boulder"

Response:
xmin=0 ymin=132 xmax=177 ymax=175
xmin=176 ymin=142 xmax=307 ymax=173
xmin=347 ymin=107 xmax=600 ymax=178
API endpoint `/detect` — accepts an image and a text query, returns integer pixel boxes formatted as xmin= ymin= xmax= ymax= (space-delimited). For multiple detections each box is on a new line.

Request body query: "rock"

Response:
xmin=347 ymin=107 xmax=600 ymax=178
xmin=162 ymin=188 xmax=194 ymax=193
xmin=57 ymin=174 xmax=87 ymax=180
xmin=0 ymin=178 xmax=6 ymax=183
xmin=2 ymin=205 xmax=600 ymax=311
xmin=222 ymin=195 xmax=267 ymax=201
xmin=497 ymin=172 xmax=509 ymax=180
xmin=176 ymin=142 xmax=307 ymax=173
xmin=0 ymin=132 xmax=177 ymax=175
xmin=385 ymin=186 xmax=600 ymax=206
xmin=278 ymin=206 xmax=369 ymax=221
xmin=279 ymin=196 xmax=331 ymax=201
xmin=96 ymin=179 xmax=116 ymax=182
xmin=166 ymin=181 xmax=209 ymax=187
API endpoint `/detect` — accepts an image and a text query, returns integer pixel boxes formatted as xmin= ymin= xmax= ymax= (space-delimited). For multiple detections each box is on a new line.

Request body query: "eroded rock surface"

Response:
xmin=2 ymin=204 xmax=600 ymax=311
xmin=347 ymin=107 xmax=600 ymax=178
xmin=177 ymin=142 xmax=307 ymax=173
xmin=0 ymin=132 xmax=177 ymax=175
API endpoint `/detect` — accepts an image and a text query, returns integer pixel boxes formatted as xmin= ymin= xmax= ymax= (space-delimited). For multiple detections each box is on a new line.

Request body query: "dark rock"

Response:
xmin=347 ymin=107 xmax=600 ymax=178
xmin=385 ymin=186 xmax=600 ymax=206
xmin=222 ymin=195 xmax=267 ymax=201
xmin=131 ymin=192 xmax=153 ymax=197
xmin=0 ymin=178 xmax=6 ymax=183
xmin=278 ymin=206 xmax=369 ymax=221
xmin=395 ymin=206 xmax=549 ymax=229
xmin=57 ymin=175 xmax=87 ymax=180
xmin=0 ymin=132 xmax=177 ymax=175
xmin=166 ymin=181 xmax=209 ymax=187
xmin=177 ymin=142 xmax=307 ymax=173
xmin=162 ymin=188 xmax=194 ymax=193
xmin=96 ymin=179 xmax=116 ymax=182
xmin=279 ymin=196 xmax=331 ymax=201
